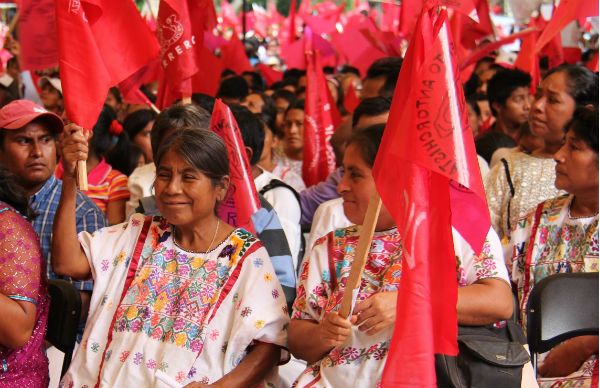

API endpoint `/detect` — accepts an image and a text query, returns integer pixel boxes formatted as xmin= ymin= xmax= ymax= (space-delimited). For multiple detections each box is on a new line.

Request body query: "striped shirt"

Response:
xmin=30 ymin=175 xmax=106 ymax=291
xmin=83 ymin=159 xmax=130 ymax=213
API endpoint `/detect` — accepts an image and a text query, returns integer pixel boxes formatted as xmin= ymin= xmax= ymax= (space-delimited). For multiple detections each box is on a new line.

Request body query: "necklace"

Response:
xmin=568 ymin=197 xmax=599 ymax=220
xmin=173 ymin=219 xmax=221 ymax=254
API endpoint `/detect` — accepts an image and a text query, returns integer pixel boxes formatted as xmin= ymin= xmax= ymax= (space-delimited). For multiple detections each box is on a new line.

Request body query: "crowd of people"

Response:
xmin=0 ymin=4 xmax=597 ymax=388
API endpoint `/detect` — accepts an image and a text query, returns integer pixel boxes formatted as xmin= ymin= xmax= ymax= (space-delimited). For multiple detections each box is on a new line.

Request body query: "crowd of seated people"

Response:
xmin=0 ymin=40 xmax=597 ymax=388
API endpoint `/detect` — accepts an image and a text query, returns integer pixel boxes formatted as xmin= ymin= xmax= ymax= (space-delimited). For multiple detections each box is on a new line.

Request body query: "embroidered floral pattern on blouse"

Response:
xmin=112 ymin=229 xmax=258 ymax=351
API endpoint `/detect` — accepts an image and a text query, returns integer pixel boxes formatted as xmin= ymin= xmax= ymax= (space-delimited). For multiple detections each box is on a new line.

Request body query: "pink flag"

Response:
xmin=210 ymin=99 xmax=261 ymax=232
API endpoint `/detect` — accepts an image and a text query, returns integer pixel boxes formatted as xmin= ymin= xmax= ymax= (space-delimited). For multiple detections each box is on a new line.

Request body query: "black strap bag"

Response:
xmin=435 ymin=321 xmax=531 ymax=388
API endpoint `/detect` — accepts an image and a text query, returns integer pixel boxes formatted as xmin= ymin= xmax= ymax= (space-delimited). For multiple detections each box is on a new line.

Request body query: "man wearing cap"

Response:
xmin=0 ymin=99 xmax=105 ymax=317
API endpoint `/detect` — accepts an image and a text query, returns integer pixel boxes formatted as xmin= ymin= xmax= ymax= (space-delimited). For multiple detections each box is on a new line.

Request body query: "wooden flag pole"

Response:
xmin=182 ymin=96 xmax=192 ymax=105
xmin=338 ymin=193 xmax=382 ymax=318
xmin=76 ymin=160 xmax=88 ymax=190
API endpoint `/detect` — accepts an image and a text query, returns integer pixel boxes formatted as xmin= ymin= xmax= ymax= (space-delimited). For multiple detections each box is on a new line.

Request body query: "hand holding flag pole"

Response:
xmin=338 ymin=193 xmax=382 ymax=318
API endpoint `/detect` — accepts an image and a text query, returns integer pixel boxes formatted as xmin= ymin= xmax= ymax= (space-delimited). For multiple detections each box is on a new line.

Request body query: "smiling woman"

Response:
xmin=509 ymin=107 xmax=599 ymax=387
xmin=52 ymin=127 xmax=289 ymax=387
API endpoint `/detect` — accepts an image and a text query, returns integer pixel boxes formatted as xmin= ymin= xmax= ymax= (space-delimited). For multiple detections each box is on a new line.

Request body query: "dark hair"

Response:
xmin=123 ymin=109 xmax=157 ymax=139
xmin=487 ymin=68 xmax=531 ymax=116
xmin=151 ymin=104 xmax=211 ymax=159
xmin=107 ymin=141 xmax=145 ymax=176
xmin=286 ymin=99 xmax=304 ymax=114
xmin=567 ymin=106 xmax=598 ymax=154
xmin=272 ymin=89 xmax=296 ymax=106
xmin=465 ymin=94 xmax=481 ymax=117
xmin=242 ymin=71 xmax=266 ymax=93
xmin=108 ymin=87 xmax=123 ymax=104
xmin=352 ymin=97 xmax=391 ymax=128
xmin=544 ymin=64 xmax=599 ymax=108
xmin=0 ymin=116 xmax=60 ymax=148
xmin=346 ymin=123 xmax=386 ymax=167
xmin=252 ymin=92 xmax=276 ymax=131
xmin=155 ymin=129 xmax=229 ymax=187
xmin=221 ymin=69 xmax=236 ymax=78
xmin=191 ymin=93 xmax=216 ymax=114
xmin=90 ymin=105 xmax=120 ymax=159
xmin=282 ymin=68 xmax=306 ymax=87
xmin=0 ymin=166 xmax=32 ymax=217
xmin=339 ymin=65 xmax=361 ymax=77
xmin=217 ymin=76 xmax=249 ymax=102
xmin=475 ymin=131 xmax=517 ymax=164
xmin=365 ymin=57 xmax=403 ymax=98
xmin=231 ymin=105 xmax=265 ymax=165
xmin=323 ymin=66 xmax=335 ymax=75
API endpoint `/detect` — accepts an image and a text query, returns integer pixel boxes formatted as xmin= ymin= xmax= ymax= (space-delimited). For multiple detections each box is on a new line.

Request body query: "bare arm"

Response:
xmin=51 ymin=125 xmax=92 ymax=279
xmin=457 ymin=278 xmax=514 ymax=325
xmin=0 ymin=295 xmax=37 ymax=348
xmin=288 ymin=312 xmax=356 ymax=364
xmin=184 ymin=342 xmax=281 ymax=388
xmin=106 ymin=199 xmax=126 ymax=225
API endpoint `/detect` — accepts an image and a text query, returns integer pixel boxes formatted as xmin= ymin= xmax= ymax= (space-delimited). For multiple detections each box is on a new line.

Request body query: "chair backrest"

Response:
xmin=526 ymin=272 xmax=599 ymax=355
xmin=46 ymin=279 xmax=82 ymax=377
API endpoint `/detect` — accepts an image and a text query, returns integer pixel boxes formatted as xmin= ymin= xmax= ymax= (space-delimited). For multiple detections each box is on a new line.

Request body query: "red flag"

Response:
xmin=19 ymin=0 xmax=59 ymax=70
xmin=288 ymin=0 xmax=298 ymax=44
xmin=303 ymin=43 xmax=336 ymax=187
xmin=460 ymin=28 xmax=538 ymax=70
xmin=514 ymin=32 xmax=540 ymax=95
xmin=210 ymin=99 xmax=261 ymax=233
xmin=191 ymin=46 xmax=224 ymax=97
xmin=119 ymin=58 xmax=161 ymax=105
xmin=156 ymin=0 xmax=217 ymax=108
xmin=535 ymin=0 xmax=599 ymax=54
xmin=56 ymin=0 xmax=160 ymax=130
xmin=343 ymin=80 xmax=360 ymax=113
xmin=375 ymin=6 xmax=490 ymax=386
xmin=586 ymin=50 xmax=599 ymax=72
xmin=220 ymin=33 xmax=254 ymax=74
xmin=256 ymin=63 xmax=283 ymax=86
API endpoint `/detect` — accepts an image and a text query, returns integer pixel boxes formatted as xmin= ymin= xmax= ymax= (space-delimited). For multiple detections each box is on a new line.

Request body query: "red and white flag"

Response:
xmin=210 ymin=99 xmax=261 ymax=233
xmin=302 ymin=31 xmax=336 ymax=187
xmin=155 ymin=0 xmax=216 ymax=108
xmin=56 ymin=0 xmax=160 ymax=130
xmin=374 ymin=5 xmax=490 ymax=386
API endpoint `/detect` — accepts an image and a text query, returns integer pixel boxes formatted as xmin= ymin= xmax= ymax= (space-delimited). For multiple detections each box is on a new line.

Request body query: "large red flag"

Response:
xmin=19 ymin=0 xmax=58 ymax=70
xmin=210 ymin=99 xmax=261 ymax=233
xmin=535 ymin=0 xmax=599 ymax=54
xmin=220 ymin=33 xmax=254 ymax=74
xmin=256 ymin=63 xmax=283 ymax=86
xmin=515 ymin=32 xmax=540 ymax=95
xmin=156 ymin=0 xmax=217 ymax=108
xmin=375 ymin=5 xmax=490 ymax=386
xmin=56 ymin=0 xmax=160 ymax=130
xmin=343 ymin=80 xmax=360 ymax=114
xmin=288 ymin=0 xmax=298 ymax=44
xmin=303 ymin=35 xmax=336 ymax=187
xmin=191 ymin=46 xmax=224 ymax=97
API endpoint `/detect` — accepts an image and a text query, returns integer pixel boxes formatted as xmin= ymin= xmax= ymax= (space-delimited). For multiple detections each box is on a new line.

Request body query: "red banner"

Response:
xmin=156 ymin=0 xmax=216 ymax=108
xmin=56 ymin=0 xmax=160 ymax=130
xmin=210 ymin=99 xmax=260 ymax=233
xmin=375 ymin=6 xmax=490 ymax=386
xmin=303 ymin=34 xmax=336 ymax=187
xmin=19 ymin=0 xmax=58 ymax=70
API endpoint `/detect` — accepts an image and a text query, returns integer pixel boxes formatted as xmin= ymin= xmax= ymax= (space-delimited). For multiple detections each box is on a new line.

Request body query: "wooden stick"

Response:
xmin=7 ymin=10 xmax=18 ymax=36
xmin=76 ymin=160 xmax=88 ymax=190
xmin=181 ymin=96 xmax=192 ymax=105
xmin=338 ymin=193 xmax=382 ymax=318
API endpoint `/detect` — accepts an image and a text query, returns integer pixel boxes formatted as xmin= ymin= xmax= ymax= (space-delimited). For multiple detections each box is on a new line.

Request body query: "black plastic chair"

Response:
xmin=526 ymin=272 xmax=599 ymax=376
xmin=46 ymin=279 xmax=82 ymax=377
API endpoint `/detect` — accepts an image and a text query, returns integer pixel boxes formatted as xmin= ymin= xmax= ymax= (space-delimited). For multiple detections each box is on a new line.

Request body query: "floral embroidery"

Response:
xmin=209 ymin=329 xmax=220 ymax=341
xmin=175 ymin=371 xmax=187 ymax=383
xmin=255 ymin=320 xmax=265 ymax=329
xmin=133 ymin=352 xmax=143 ymax=365
xmin=271 ymin=289 xmax=279 ymax=299
xmin=101 ymin=259 xmax=109 ymax=272
xmin=90 ymin=342 xmax=100 ymax=353
xmin=321 ymin=341 xmax=390 ymax=367
xmin=146 ymin=359 xmax=157 ymax=370
xmin=241 ymin=307 xmax=252 ymax=317
xmin=119 ymin=351 xmax=130 ymax=362
xmin=131 ymin=218 xmax=141 ymax=227
xmin=157 ymin=361 xmax=168 ymax=372
xmin=187 ymin=366 xmax=197 ymax=379
xmin=113 ymin=230 xmax=258 ymax=350
xmin=253 ymin=258 xmax=264 ymax=268
xmin=263 ymin=273 xmax=273 ymax=282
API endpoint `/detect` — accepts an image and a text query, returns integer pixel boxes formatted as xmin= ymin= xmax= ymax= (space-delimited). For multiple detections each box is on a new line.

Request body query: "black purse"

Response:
xmin=435 ymin=321 xmax=531 ymax=388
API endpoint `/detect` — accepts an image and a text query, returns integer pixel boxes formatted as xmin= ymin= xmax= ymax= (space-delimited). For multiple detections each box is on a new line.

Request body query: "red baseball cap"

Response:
xmin=0 ymin=99 xmax=64 ymax=134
